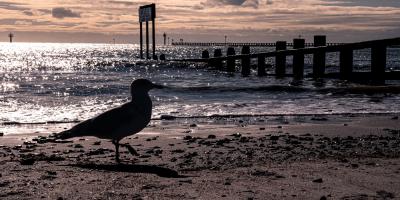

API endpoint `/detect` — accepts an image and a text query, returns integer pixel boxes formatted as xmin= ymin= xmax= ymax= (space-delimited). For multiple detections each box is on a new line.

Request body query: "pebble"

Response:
xmin=0 ymin=132 xmax=3 ymax=136
xmin=392 ymin=116 xmax=399 ymax=120
xmin=160 ymin=115 xmax=176 ymax=120
xmin=189 ymin=124 xmax=197 ymax=127
xmin=74 ymin=144 xmax=84 ymax=148
xmin=351 ymin=163 xmax=359 ymax=168
xmin=183 ymin=135 xmax=193 ymax=140
xmin=93 ymin=141 xmax=101 ymax=145
xmin=270 ymin=136 xmax=280 ymax=141
xmin=20 ymin=158 xmax=35 ymax=165
xmin=320 ymin=196 xmax=327 ymax=200
xmin=207 ymin=135 xmax=216 ymax=139
xmin=313 ymin=178 xmax=323 ymax=183
xmin=231 ymin=133 xmax=242 ymax=138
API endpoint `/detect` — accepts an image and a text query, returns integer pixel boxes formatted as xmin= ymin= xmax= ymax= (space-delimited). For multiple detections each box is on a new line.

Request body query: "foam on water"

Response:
xmin=1 ymin=43 xmax=400 ymax=130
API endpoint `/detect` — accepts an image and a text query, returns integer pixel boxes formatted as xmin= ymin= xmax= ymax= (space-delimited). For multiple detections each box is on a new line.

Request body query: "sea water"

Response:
xmin=1 ymin=43 xmax=400 ymax=129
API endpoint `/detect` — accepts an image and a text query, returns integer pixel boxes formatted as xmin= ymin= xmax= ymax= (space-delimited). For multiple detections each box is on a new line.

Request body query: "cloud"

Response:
xmin=52 ymin=7 xmax=81 ymax=19
xmin=321 ymin=0 xmax=400 ymax=8
xmin=22 ymin=10 xmax=34 ymax=16
xmin=242 ymin=0 xmax=259 ymax=8
xmin=0 ymin=1 xmax=27 ymax=11
xmin=201 ymin=0 xmax=256 ymax=7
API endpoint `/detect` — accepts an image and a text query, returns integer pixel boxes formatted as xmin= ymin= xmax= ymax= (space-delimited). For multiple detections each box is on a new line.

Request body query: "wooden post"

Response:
xmin=241 ymin=46 xmax=250 ymax=76
xmin=258 ymin=55 xmax=266 ymax=76
xmin=275 ymin=41 xmax=287 ymax=76
xmin=139 ymin=22 xmax=143 ymax=59
xmin=313 ymin=35 xmax=326 ymax=78
xmin=339 ymin=47 xmax=353 ymax=79
xmin=152 ymin=20 xmax=156 ymax=59
xmin=212 ymin=49 xmax=223 ymax=70
xmin=227 ymin=47 xmax=236 ymax=72
xmin=159 ymin=54 xmax=166 ymax=60
xmin=371 ymin=44 xmax=386 ymax=82
xmin=293 ymin=39 xmax=305 ymax=79
xmin=202 ymin=50 xmax=210 ymax=59
xmin=146 ymin=21 xmax=149 ymax=59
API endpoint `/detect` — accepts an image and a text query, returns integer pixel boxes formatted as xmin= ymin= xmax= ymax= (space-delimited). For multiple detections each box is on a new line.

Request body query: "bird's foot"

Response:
xmin=121 ymin=143 xmax=140 ymax=156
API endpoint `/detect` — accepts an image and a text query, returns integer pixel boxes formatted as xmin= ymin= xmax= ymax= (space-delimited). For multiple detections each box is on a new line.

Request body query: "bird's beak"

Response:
xmin=152 ymin=83 xmax=165 ymax=89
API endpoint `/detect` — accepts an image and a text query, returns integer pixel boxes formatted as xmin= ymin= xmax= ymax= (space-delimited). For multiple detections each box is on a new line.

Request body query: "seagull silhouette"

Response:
xmin=54 ymin=79 xmax=163 ymax=163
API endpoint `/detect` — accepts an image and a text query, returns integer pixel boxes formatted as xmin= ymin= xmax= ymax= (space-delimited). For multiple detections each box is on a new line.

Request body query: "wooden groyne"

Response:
xmin=171 ymin=41 xmax=344 ymax=47
xmin=172 ymin=36 xmax=400 ymax=82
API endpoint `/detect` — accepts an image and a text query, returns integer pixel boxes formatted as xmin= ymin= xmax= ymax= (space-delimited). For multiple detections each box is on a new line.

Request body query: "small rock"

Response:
xmin=0 ymin=181 xmax=10 ymax=187
xmin=172 ymin=149 xmax=185 ymax=153
xmin=183 ymin=135 xmax=193 ymax=140
xmin=343 ymin=124 xmax=348 ymax=126
xmin=320 ymin=196 xmax=327 ymax=200
xmin=259 ymin=127 xmax=265 ymax=130
xmin=270 ymin=136 xmax=279 ymax=141
xmin=392 ymin=116 xmax=399 ymax=120
xmin=74 ymin=144 xmax=83 ymax=148
xmin=231 ymin=133 xmax=242 ymax=138
xmin=376 ymin=190 xmax=395 ymax=199
xmin=277 ymin=126 xmax=282 ymax=129
xmin=313 ymin=178 xmax=323 ymax=183
xmin=93 ymin=141 xmax=101 ymax=145
xmin=0 ymin=132 xmax=3 ymax=136
xmin=207 ymin=135 xmax=216 ymax=139
xmin=47 ymin=171 xmax=57 ymax=176
xmin=351 ymin=163 xmax=359 ymax=168
xmin=20 ymin=158 xmax=35 ymax=165
xmin=139 ymin=155 xmax=151 ymax=158
xmin=189 ymin=124 xmax=197 ymax=127
xmin=160 ymin=115 xmax=176 ymax=120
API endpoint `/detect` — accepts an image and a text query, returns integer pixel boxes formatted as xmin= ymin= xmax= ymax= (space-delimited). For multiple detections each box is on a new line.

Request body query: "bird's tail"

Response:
xmin=51 ymin=130 xmax=78 ymax=140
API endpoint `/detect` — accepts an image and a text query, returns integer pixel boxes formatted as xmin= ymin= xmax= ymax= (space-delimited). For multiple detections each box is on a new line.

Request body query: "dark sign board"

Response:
xmin=139 ymin=4 xmax=156 ymax=22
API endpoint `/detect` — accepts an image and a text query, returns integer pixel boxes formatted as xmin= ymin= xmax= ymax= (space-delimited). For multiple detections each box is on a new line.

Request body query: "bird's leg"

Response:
xmin=120 ymin=143 xmax=139 ymax=156
xmin=112 ymin=140 xmax=121 ymax=163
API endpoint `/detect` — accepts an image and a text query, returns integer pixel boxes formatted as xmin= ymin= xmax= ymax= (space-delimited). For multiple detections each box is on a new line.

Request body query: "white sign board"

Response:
xmin=139 ymin=4 xmax=155 ymax=22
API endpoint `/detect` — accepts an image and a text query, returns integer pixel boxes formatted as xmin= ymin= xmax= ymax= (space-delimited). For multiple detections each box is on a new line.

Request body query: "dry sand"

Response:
xmin=0 ymin=114 xmax=400 ymax=199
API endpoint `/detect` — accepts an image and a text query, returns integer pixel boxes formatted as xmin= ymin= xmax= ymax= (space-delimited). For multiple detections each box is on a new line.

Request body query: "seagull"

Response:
xmin=53 ymin=79 xmax=163 ymax=163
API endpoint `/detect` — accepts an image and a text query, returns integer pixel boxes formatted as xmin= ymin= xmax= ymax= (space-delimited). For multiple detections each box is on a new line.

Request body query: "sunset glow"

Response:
xmin=0 ymin=0 xmax=399 ymax=43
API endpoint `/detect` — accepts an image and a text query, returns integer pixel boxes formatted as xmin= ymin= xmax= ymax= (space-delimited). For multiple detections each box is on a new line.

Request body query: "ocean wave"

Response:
xmin=164 ymin=85 xmax=400 ymax=94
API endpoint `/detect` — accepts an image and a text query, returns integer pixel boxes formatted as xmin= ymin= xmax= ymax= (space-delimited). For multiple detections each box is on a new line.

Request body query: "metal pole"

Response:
xmin=146 ymin=20 xmax=149 ymax=59
xmin=140 ymin=22 xmax=143 ymax=59
xmin=152 ymin=19 xmax=156 ymax=59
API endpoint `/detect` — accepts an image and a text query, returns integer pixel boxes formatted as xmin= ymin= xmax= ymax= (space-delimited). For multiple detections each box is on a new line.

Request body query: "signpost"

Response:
xmin=139 ymin=4 xmax=156 ymax=59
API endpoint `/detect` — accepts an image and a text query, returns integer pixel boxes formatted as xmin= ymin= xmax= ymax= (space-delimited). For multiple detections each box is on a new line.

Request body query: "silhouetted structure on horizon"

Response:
xmin=139 ymin=4 xmax=156 ymax=59
xmin=172 ymin=35 xmax=400 ymax=83
xmin=8 ymin=33 xmax=14 ymax=43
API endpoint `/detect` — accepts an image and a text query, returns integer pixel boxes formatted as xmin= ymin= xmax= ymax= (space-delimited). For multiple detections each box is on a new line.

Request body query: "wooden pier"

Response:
xmin=171 ymin=41 xmax=344 ymax=47
xmin=171 ymin=36 xmax=400 ymax=82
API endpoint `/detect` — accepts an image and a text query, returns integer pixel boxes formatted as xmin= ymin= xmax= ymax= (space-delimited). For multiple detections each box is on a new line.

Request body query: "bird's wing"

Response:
xmin=67 ymin=103 xmax=139 ymax=138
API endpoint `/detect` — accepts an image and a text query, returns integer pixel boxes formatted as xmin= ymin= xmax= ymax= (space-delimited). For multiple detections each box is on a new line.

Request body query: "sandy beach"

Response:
xmin=1 ymin=114 xmax=400 ymax=199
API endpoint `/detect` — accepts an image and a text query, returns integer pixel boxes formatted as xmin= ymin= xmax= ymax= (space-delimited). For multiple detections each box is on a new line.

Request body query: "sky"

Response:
xmin=0 ymin=0 xmax=399 ymax=43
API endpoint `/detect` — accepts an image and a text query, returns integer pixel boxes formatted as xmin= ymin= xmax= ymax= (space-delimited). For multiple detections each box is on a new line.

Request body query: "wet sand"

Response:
xmin=0 ymin=114 xmax=400 ymax=199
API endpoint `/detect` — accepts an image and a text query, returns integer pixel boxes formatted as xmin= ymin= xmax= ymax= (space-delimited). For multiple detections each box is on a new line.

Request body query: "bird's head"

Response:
xmin=130 ymin=79 xmax=163 ymax=96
